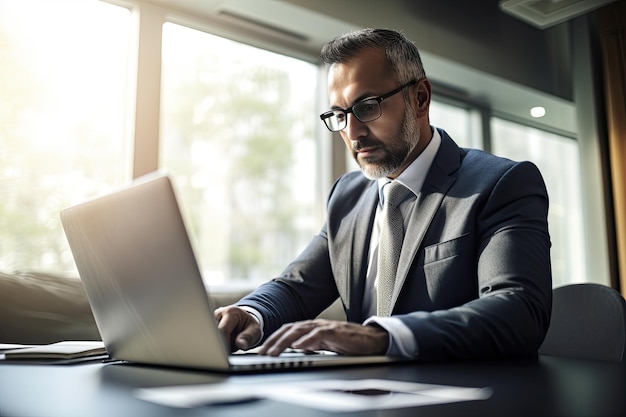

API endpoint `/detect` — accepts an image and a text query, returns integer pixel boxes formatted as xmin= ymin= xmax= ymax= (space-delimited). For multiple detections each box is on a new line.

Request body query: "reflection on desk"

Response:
xmin=0 ymin=355 xmax=624 ymax=417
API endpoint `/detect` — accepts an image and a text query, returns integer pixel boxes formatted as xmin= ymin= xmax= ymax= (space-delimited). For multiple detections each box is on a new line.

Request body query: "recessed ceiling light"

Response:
xmin=530 ymin=106 xmax=546 ymax=118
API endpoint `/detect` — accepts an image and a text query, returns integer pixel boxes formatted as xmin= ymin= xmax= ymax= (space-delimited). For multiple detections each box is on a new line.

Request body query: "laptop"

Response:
xmin=60 ymin=172 xmax=397 ymax=372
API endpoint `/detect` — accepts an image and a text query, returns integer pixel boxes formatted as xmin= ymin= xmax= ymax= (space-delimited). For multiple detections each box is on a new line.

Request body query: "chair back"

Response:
xmin=539 ymin=283 xmax=626 ymax=362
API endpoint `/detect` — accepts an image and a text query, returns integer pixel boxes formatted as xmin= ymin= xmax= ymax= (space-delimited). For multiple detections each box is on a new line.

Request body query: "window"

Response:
xmin=160 ymin=23 xmax=319 ymax=286
xmin=0 ymin=1 xmax=587 ymax=291
xmin=0 ymin=0 xmax=131 ymax=274
xmin=491 ymin=118 xmax=584 ymax=287
xmin=429 ymin=100 xmax=481 ymax=149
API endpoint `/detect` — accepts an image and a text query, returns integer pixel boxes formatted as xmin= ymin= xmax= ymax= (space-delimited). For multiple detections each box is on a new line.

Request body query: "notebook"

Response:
xmin=60 ymin=172 xmax=397 ymax=372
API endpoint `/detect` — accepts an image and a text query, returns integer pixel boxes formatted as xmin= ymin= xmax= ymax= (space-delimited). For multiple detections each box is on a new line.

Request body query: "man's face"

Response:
xmin=327 ymin=49 xmax=422 ymax=180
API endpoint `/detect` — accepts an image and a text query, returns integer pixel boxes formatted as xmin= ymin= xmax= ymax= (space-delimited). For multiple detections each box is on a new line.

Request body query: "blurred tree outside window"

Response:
xmin=0 ymin=0 xmax=130 ymax=274
xmin=160 ymin=23 xmax=319 ymax=286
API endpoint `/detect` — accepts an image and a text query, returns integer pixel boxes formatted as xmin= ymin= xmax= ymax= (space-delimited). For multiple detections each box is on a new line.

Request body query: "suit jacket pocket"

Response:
xmin=422 ymin=232 xmax=471 ymax=265
xmin=420 ymin=233 xmax=474 ymax=307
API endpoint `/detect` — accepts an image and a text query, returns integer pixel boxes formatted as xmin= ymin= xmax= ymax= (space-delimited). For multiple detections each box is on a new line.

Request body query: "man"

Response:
xmin=215 ymin=28 xmax=552 ymax=362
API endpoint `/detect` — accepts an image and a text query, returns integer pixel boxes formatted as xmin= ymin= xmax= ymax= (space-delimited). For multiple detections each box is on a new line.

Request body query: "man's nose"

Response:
xmin=344 ymin=113 xmax=368 ymax=140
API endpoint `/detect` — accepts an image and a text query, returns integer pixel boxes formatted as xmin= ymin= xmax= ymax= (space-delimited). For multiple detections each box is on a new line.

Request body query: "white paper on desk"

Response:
xmin=261 ymin=379 xmax=493 ymax=412
xmin=0 ymin=343 xmax=39 ymax=359
xmin=134 ymin=379 xmax=492 ymax=411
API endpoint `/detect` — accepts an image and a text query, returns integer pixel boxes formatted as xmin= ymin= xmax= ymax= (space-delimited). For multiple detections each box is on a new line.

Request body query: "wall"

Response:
xmin=281 ymin=0 xmax=573 ymax=100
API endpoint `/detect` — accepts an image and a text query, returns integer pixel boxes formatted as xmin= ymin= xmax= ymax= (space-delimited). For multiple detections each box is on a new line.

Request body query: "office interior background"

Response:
xmin=0 ymin=0 xmax=625 ymax=296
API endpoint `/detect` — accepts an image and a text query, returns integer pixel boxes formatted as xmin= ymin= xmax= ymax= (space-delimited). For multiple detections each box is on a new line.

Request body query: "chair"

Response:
xmin=539 ymin=283 xmax=626 ymax=362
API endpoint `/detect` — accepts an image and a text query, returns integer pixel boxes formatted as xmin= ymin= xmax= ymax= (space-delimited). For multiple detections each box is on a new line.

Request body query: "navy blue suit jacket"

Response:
xmin=238 ymin=129 xmax=552 ymax=361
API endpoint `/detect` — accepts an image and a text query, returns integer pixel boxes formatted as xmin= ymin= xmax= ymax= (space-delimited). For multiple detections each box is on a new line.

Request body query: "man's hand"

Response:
xmin=214 ymin=306 xmax=262 ymax=352
xmin=258 ymin=319 xmax=389 ymax=356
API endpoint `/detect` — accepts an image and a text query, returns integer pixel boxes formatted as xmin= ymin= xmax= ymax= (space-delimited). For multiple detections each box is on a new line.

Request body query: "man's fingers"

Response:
xmin=290 ymin=326 xmax=332 ymax=352
xmin=259 ymin=319 xmax=389 ymax=356
xmin=214 ymin=306 xmax=261 ymax=352
xmin=259 ymin=321 xmax=316 ymax=356
xmin=259 ymin=320 xmax=333 ymax=356
xmin=235 ymin=326 xmax=261 ymax=350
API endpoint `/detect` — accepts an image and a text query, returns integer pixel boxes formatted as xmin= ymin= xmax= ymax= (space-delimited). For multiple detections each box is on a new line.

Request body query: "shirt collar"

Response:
xmin=377 ymin=126 xmax=442 ymax=204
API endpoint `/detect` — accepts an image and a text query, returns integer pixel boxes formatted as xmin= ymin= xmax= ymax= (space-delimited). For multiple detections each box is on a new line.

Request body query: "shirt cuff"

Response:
xmin=364 ymin=316 xmax=418 ymax=359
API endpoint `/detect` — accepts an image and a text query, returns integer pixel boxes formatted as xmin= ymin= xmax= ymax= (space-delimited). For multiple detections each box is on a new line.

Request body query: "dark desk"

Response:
xmin=0 ymin=355 xmax=624 ymax=417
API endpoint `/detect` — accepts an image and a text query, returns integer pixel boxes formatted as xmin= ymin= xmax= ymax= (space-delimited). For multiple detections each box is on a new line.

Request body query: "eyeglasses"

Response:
xmin=320 ymin=80 xmax=416 ymax=132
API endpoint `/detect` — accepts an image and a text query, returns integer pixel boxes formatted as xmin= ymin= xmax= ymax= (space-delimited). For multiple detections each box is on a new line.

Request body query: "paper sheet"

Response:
xmin=134 ymin=378 xmax=492 ymax=411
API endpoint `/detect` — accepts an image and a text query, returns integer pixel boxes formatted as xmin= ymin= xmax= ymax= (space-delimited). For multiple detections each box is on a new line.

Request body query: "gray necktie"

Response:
xmin=376 ymin=181 xmax=412 ymax=317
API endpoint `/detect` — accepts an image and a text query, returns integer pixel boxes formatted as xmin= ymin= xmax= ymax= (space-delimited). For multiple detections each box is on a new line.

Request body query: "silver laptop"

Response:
xmin=60 ymin=173 xmax=396 ymax=372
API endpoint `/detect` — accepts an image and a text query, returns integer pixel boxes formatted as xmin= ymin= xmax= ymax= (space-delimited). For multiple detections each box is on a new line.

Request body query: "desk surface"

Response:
xmin=0 ymin=355 xmax=624 ymax=417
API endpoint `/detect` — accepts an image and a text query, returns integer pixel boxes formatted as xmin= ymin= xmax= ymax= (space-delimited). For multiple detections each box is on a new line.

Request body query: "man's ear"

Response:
xmin=414 ymin=78 xmax=431 ymax=117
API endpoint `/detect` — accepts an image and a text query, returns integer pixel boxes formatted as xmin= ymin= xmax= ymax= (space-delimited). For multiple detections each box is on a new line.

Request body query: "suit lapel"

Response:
xmin=391 ymin=131 xmax=461 ymax=310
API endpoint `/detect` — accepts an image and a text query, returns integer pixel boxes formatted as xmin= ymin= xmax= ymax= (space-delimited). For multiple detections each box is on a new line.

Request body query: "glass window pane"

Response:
xmin=0 ymin=0 xmax=131 ymax=274
xmin=429 ymin=100 xmax=474 ymax=148
xmin=491 ymin=118 xmax=585 ymax=287
xmin=160 ymin=23 xmax=318 ymax=286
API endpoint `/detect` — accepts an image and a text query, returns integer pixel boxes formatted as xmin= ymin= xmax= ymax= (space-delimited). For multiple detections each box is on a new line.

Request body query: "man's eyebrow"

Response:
xmin=329 ymin=92 xmax=377 ymax=110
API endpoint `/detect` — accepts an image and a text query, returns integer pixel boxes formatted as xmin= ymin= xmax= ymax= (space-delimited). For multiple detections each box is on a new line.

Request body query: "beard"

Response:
xmin=352 ymin=106 xmax=420 ymax=180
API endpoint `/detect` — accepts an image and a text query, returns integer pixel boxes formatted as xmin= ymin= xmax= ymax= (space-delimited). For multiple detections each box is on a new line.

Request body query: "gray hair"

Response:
xmin=320 ymin=28 xmax=426 ymax=85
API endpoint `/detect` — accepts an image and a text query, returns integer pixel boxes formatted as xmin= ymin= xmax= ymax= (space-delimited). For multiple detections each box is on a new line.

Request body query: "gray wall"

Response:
xmin=283 ymin=0 xmax=573 ymax=100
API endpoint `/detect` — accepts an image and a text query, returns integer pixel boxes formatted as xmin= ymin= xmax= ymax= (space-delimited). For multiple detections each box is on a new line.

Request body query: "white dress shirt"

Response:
xmin=363 ymin=127 xmax=441 ymax=358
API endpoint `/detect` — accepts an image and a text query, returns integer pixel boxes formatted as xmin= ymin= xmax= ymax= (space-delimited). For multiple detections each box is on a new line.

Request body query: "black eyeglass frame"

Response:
xmin=319 ymin=80 xmax=417 ymax=132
